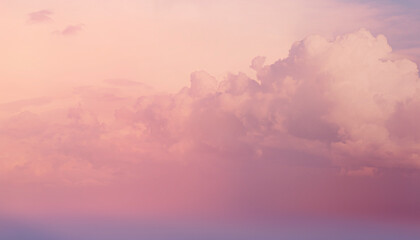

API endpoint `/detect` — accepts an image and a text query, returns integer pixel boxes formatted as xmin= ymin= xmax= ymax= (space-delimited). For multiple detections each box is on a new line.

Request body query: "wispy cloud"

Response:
xmin=28 ymin=10 xmax=53 ymax=23
xmin=53 ymin=24 xmax=84 ymax=36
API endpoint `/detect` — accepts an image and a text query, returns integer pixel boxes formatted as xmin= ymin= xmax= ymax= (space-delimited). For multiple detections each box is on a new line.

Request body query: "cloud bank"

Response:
xmin=1 ymin=29 xmax=420 ymax=220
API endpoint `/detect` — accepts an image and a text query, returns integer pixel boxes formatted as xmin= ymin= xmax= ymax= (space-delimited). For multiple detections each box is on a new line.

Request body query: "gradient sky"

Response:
xmin=1 ymin=0 xmax=420 ymax=239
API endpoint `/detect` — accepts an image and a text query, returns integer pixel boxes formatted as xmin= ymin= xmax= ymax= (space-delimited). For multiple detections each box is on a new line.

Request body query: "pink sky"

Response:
xmin=1 ymin=0 xmax=420 ymax=234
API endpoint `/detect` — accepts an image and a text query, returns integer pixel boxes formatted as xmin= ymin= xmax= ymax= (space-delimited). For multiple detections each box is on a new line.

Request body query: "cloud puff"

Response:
xmin=28 ymin=10 xmax=53 ymax=23
xmin=1 ymin=29 xmax=420 ymax=220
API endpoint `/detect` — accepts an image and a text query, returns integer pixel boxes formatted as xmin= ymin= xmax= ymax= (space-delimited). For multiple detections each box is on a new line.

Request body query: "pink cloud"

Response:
xmin=1 ymin=29 xmax=420 ymax=221
xmin=28 ymin=10 xmax=53 ymax=23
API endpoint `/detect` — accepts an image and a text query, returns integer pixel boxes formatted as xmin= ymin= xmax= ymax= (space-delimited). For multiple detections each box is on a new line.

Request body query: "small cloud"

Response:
xmin=53 ymin=24 xmax=84 ymax=36
xmin=250 ymin=56 xmax=266 ymax=71
xmin=28 ymin=10 xmax=53 ymax=23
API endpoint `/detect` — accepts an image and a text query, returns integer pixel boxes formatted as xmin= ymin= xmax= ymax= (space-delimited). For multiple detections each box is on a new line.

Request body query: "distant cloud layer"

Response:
xmin=1 ymin=29 xmax=420 ymax=220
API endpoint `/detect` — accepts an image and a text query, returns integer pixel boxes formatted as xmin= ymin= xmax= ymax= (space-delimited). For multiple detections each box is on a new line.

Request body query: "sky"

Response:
xmin=1 ymin=0 xmax=420 ymax=239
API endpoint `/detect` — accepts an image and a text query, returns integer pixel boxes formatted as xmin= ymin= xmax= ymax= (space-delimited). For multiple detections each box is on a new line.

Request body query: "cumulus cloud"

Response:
xmin=1 ymin=29 xmax=420 ymax=220
xmin=28 ymin=10 xmax=53 ymax=23
xmin=255 ymin=29 xmax=420 ymax=169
